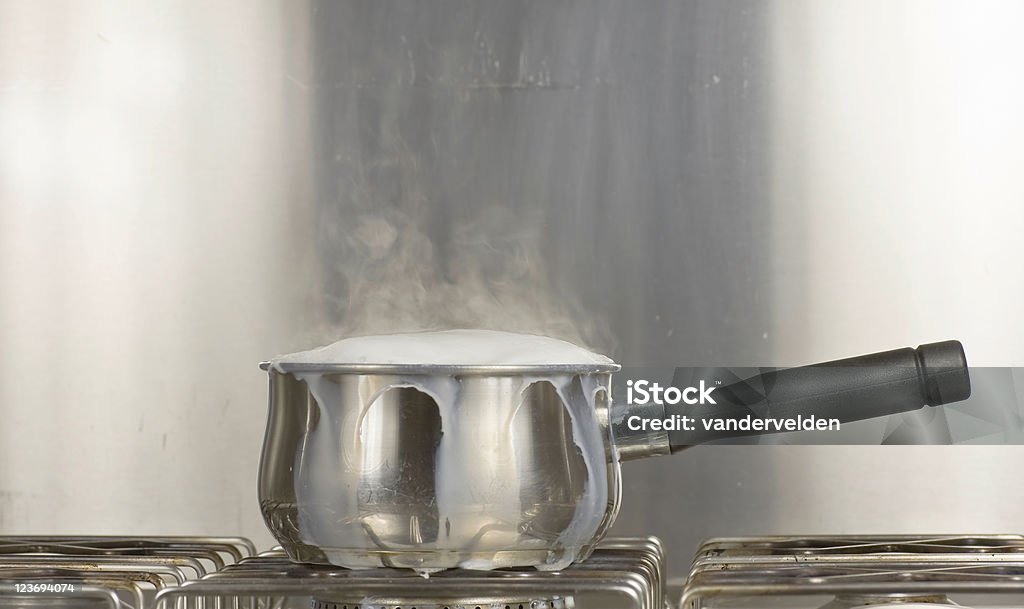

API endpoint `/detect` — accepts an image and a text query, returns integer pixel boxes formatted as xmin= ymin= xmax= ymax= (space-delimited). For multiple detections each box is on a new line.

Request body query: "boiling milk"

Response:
xmin=271 ymin=330 xmax=616 ymax=572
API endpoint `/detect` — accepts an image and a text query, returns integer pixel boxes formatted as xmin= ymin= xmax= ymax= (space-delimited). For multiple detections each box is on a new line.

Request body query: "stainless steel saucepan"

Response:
xmin=258 ymin=336 xmax=970 ymax=573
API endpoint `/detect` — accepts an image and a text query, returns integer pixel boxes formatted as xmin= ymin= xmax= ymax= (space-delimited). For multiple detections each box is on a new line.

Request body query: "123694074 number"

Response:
xmin=14 ymin=583 xmax=77 ymax=593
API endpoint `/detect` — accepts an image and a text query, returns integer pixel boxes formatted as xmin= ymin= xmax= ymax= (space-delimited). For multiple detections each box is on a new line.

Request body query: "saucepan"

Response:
xmin=257 ymin=330 xmax=970 ymax=573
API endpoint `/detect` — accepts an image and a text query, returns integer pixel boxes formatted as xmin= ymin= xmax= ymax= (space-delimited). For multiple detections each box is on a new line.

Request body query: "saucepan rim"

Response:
xmin=259 ymin=361 xmax=621 ymax=375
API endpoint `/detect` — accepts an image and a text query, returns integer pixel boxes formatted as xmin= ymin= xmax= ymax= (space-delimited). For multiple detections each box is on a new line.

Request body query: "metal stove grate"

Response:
xmin=0 ymin=536 xmax=664 ymax=609
xmin=0 ymin=536 xmax=255 ymax=608
xmin=681 ymin=534 xmax=1024 ymax=609
xmin=156 ymin=537 xmax=664 ymax=609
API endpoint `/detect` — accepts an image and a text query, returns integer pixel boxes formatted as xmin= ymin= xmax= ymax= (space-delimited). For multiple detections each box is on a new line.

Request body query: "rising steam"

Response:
xmin=311 ymin=202 xmax=609 ymax=351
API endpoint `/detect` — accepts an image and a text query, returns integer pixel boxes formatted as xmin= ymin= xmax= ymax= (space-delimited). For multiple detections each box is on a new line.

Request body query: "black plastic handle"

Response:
xmin=667 ymin=340 xmax=971 ymax=451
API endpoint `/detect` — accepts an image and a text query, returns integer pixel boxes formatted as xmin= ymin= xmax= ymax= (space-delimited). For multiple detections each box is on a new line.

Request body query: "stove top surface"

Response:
xmin=4 ymin=534 xmax=1024 ymax=609
xmin=0 ymin=536 xmax=665 ymax=609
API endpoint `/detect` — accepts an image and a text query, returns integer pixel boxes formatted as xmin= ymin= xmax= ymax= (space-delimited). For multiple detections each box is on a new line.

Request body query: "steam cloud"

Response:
xmin=295 ymin=117 xmax=615 ymax=354
xmin=312 ymin=202 xmax=611 ymax=352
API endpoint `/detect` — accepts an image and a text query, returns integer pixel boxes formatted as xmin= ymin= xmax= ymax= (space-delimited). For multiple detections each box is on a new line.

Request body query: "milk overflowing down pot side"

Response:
xmin=257 ymin=330 xmax=971 ymax=574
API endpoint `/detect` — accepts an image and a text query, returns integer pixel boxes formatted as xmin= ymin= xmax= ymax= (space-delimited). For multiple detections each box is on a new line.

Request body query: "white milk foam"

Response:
xmin=273 ymin=329 xmax=616 ymax=368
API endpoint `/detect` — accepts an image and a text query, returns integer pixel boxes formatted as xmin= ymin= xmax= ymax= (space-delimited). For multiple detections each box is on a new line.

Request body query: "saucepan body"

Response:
xmin=258 ymin=363 xmax=622 ymax=572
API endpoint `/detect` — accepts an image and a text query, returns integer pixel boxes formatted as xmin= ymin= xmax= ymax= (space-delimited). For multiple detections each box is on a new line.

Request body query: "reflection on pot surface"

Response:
xmin=258 ymin=367 xmax=620 ymax=573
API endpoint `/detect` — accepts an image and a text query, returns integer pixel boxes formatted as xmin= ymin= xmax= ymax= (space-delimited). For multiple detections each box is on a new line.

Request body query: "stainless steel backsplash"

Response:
xmin=2 ymin=0 xmax=1023 ymax=579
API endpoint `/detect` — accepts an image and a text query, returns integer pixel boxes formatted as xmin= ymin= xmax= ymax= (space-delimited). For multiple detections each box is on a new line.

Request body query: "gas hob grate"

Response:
xmin=0 ymin=536 xmax=665 ymax=609
xmin=681 ymin=535 xmax=1024 ymax=609
xmin=0 ymin=536 xmax=255 ymax=609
